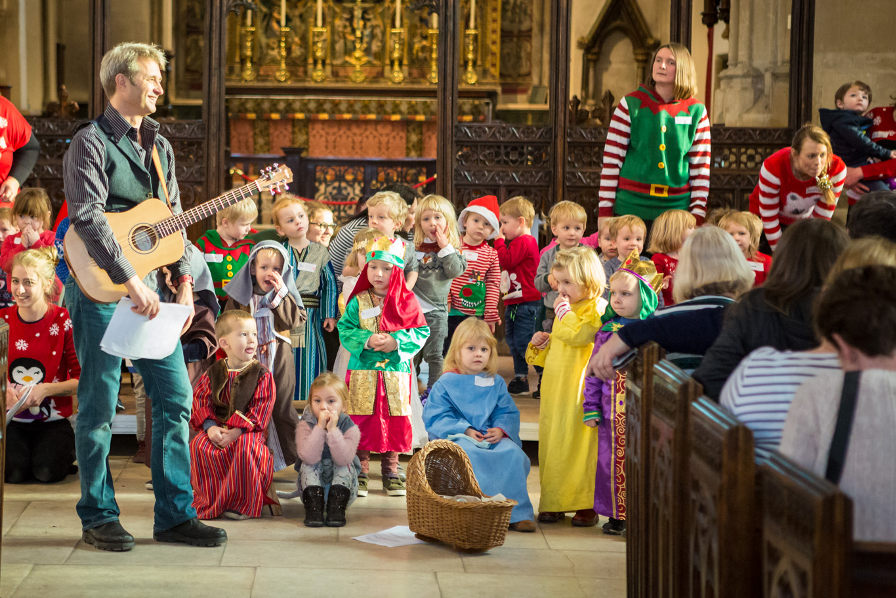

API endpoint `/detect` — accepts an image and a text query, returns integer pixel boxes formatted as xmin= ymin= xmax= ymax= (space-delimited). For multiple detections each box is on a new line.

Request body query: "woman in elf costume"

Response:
xmin=599 ymin=43 xmax=711 ymax=229
xmin=337 ymin=236 xmax=429 ymax=496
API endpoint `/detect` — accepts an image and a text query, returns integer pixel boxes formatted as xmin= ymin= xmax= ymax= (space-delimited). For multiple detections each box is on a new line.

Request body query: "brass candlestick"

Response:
xmin=389 ymin=27 xmax=406 ymax=84
xmin=241 ymin=25 xmax=257 ymax=81
xmin=346 ymin=0 xmax=369 ymax=83
xmin=274 ymin=26 xmax=291 ymax=82
xmin=426 ymin=28 xmax=438 ymax=84
xmin=463 ymin=29 xmax=478 ymax=85
xmin=310 ymin=26 xmax=328 ymax=82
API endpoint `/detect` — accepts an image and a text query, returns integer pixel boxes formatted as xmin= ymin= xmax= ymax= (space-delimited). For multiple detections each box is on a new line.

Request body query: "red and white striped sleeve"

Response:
xmin=756 ymin=158 xmax=784 ymax=249
xmin=687 ymin=107 xmax=712 ymax=224
xmin=483 ymin=247 xmax=502 ymax=324
xmin=598 ymin=98 xmax=632 ymax=219
xmin=812 ymin=160 xmax=846 ymax=221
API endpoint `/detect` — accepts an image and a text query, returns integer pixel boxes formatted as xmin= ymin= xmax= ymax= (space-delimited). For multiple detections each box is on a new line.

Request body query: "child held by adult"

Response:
xmin=0 ymin=188 xmax=62 ymax=300
xmin=527 ymin=246 xmax=607 ymax=526
xmin=3 ymin=247 xmax=79 ymax=483
xmin=337 ymin=236 xmax=429 ymax=497
xmin=189 ymin=310 xmax=279 ymax=520
xmin=424 ymin=317 xmax=537 ymax=532
xmin=296 ymin=373 xmax=361 ymax=527
xmin=223 ymin=241 xmax=305 ymax=470
xmin=583 ymin=251 xmax=662 ymax=535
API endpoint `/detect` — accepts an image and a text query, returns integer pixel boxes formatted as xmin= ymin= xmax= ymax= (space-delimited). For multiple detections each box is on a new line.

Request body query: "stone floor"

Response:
xmin=1 ymin=358 xmax=626 ymax=597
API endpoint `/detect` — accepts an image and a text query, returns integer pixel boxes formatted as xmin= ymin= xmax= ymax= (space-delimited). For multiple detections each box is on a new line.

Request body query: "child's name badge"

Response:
xmin=474 ymin=375 xmax=494 ymax=387
xmin=295 ymin=262 xmax=317 ymax=273
xmin=360 ymin=305 xmax=382 ymax=319
xmin=749 ymin=261 xmax=764 ymax=272
xmin=674 ymin=115 xmax=692 ymax=125
xmin=13 ymin=237 xmax=21 ymax=245
xmin=463 ymin=250 xmax=479 ymax=261
xmin=415 ymin=251 xmax=426 ymax=261
xmin=204 ymin=253 xmax=223 ymax=263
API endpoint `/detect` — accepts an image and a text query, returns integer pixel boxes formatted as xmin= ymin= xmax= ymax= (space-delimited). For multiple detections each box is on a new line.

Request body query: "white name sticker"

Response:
xmin=204 ymin=253 xmax=223 ymax=263
xmin=13 ymin=236 xmax=21 ymax=245
xmin=674 ymin=116 xmax=692 ymax=125
xmin=295 ymin=262 xmax=317 ymax=273
xmin=474 ymin=375 xmax=495 ymax=387
xmin=749 ymin=261 xmax=765 ymax=272
xmin=360 ymin=305 xmax=382 ymax=319
xmin=463 ymin=250 xmax=479 ymax=261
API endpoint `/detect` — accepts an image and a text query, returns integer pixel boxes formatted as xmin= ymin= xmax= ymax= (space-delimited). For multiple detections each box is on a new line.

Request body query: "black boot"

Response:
xmin=302 ymin=486 xmax=325 ymax=527
xmin=325 ymin=485 xmax=351 ymax=527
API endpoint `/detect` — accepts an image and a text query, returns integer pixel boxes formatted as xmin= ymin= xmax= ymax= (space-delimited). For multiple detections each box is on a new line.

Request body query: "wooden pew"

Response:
xmin=758 ymin=452 xmax=852 ymax=598
xmin=623 ymin=341 xmax=663 ymax=598
xmin=646 ymin=359 xmax=700 ymax=598
xmin=851 ymin=542 xmax=896 ymax=596
xmin=686 ymin=397 xmax=758 ymax=598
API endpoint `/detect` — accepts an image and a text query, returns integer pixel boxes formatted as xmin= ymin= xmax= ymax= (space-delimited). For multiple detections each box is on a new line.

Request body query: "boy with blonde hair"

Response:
xmin=602 ymin=214 xmax=662 ymax=306
xmin=195 ymin=197 xmax=258 ymax=308
xmin=535 ymin=201 xmax=588 ymax=330
xmin=496 ymin=196 xmax=542 ymax=394
xmin=366 ymin=191 xmax=419 ymax=289
xmin=719 ymin=210 xmax=772 ymax=286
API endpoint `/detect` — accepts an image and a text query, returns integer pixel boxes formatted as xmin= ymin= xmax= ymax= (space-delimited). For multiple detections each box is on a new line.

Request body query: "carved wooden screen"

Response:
xmin=625 ymin=341 xmax=663 ymax=598
xmin=647 ymin=359 xmax=699 ymax=598
xmin=758 ymin=452 xmax=851 ymax=598
xmin=687 ymin=397 xmax=758 ymax=598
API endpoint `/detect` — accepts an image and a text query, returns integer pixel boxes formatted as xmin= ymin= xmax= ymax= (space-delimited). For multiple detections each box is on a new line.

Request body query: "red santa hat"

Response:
xmin=458 ymin=195 xmax=501 ymax=240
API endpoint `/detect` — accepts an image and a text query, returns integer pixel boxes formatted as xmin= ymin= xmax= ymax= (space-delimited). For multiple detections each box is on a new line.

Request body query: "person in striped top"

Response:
xmin=598 ymin=43 xmax=711 ymax=229
xmin=749 ymin=124 xmax=846 ymax=251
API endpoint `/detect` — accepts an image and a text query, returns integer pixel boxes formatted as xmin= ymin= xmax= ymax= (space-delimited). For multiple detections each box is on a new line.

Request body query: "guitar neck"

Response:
xmin=153 ymin=181 xmax=261 ymax=238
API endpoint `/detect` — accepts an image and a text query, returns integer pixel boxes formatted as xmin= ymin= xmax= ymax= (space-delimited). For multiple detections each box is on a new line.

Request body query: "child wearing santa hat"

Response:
xmin=445 ymin=195 xmax=502 ymax=348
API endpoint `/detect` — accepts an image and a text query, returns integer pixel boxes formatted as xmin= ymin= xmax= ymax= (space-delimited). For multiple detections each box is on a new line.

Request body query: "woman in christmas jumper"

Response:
xmin=3 ymin=247 xmax=79 ymax=483
xmin=598 ymin=43 xmax=711 ymax=230
xmin=337 ymin=236 xmax=429 ymax=496
xmin=223 ymin=241 xmax=305 ymax=470
xmin=413 ymin=194 xmax=466 ymax=392
xmin=190 ymin=310 xmax=278 ymax=520
xmin=749 ymin=124 xmax=846 ymax=251
xmin=270 ymin=195 xmax=338 ymax=403
xmin=446 ymin=195 xmax=502 ymax=346
xmin=526 ymin=246 xmax=607 ymax=526
xmin=583 ymin=251 xmax=662 ymax=535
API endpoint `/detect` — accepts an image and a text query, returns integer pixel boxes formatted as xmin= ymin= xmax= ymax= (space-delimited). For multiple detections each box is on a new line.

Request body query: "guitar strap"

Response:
xmin=151 ymin=145 xmax=172 ymax=207
xmin=824 ymin=370 xmax=861 ymax=485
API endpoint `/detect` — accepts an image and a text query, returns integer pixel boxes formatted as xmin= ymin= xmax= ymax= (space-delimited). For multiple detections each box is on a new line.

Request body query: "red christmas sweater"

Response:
xmin=749 ymin=148 xmax=846 ymax=249
xmin=448 ymin=240 xmax=501 ymax=323
xmin=2 ymin=304 xmax=80 ymax=422
xmin=494 ymin=234 xmax=541 ymax=305
xmin=748 ymin=252 xmax=773 ymax=286
xmin=650 ymin=253 xmax=679 ymax=306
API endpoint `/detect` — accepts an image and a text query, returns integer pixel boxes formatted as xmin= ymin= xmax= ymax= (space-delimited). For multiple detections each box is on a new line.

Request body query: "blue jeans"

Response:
xmin=505 ymin=300 xmax=540 ymax=377
xmin=67 ymin=280 xmax=197 ymax=532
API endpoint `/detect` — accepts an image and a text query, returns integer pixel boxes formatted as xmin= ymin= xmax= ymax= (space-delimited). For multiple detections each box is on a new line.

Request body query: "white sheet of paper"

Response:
xmin=352 ymin=525 xmax=425 ymax=548
xmin=99 ymin=297 xmax=191 ymax=361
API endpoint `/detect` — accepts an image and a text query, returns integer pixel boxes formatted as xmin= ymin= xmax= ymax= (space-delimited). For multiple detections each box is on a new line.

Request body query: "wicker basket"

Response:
xmin=407 ymin=440 xmax=517 ymax=552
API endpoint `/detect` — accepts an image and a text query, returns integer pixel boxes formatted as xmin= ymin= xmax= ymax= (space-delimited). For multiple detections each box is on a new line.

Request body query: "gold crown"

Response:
xmin=365 ymin=235 xmax=406 ymax=267
xmin=618 ymin=249 xmax=663 ymax=293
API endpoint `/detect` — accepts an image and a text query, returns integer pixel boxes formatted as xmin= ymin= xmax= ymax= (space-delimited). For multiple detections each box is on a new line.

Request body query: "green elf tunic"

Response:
xmin=195 ymin=229 xmax=253 ymax=305
xmin=598 ymin=85 xmax=711 ymax=223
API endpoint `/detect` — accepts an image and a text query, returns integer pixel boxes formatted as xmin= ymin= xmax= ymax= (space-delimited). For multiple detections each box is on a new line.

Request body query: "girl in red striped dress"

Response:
xmin=189 ymin=310 xmax=278 ymax=520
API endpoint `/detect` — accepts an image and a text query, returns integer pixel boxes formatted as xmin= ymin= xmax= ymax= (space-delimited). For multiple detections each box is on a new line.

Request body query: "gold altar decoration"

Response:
xmin=223 ymin=0 xmax=501 ymax=86
xmin=463 ymin=28 xmax=479 ymax=86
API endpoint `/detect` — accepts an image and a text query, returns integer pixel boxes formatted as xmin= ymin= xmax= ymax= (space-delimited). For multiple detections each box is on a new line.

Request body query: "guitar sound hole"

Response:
xmin=131 ymin=226 xmax=158 ymax=253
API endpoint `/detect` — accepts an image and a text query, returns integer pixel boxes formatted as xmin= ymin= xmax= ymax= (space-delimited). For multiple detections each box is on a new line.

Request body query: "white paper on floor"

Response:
xmin=353 ymin=525 xmax=425 ymax=548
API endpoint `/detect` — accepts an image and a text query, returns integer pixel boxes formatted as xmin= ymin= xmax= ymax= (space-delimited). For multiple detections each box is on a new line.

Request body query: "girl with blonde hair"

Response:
xmin=647 ymin=208 xmax=696 ymax=305
xmin=526 ymin=246 xmax=607 ymax=526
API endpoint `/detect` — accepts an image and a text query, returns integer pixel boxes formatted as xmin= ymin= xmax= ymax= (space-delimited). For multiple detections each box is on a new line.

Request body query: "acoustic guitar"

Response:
xmin=64 ymin=164 xmax=292 ymax=303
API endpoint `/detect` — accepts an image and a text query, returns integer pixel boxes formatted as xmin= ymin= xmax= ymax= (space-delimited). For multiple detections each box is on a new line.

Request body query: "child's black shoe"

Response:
xmin=302 ymin=486 xmax=325 ymax=527
xmin=325 ymin=484 xmax=351 ymax=527
xmin=602 ymin=517 xmax=625 ymax=535
xmin=507 ymin=376 xmax=529 ymax=394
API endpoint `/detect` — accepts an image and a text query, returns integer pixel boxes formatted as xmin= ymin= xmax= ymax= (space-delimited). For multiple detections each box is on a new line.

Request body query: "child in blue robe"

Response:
xmin=423 ymin=317 xmax=537 ymax=531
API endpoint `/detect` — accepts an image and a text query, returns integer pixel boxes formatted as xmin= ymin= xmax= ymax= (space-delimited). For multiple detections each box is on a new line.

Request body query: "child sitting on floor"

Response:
xmin=296 ymin=373 xmax=361 ymax=528
xmin=583 ymin=251 xmax=662 ymax=535
xmin=189 ymin=310 xmax=278 ymax=520
xmin=719 ymin=210 xmax=772 ymax=286
xmin=223 ymin=241 xmax=306 ymax=471
xmin=423 ymin=317 xmax=537 ymax=532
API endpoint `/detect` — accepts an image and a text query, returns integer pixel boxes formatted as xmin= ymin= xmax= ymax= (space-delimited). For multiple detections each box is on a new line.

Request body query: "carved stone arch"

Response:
xmin=577 ymin=0 xmax=659 ymax=106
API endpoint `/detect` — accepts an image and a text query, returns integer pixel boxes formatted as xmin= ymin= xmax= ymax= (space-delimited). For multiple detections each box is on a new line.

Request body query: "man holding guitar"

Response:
xmin=62 ymin=42 xmax=226 ymax=551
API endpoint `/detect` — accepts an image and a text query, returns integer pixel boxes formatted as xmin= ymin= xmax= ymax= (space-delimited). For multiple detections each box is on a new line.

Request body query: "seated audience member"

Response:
xmin=3 ymin=247 xmax=79 ymax=483
xmin=588 ymin=226 xmax=754 ymax=380
xmin=780 ymin=265 xmax=896 ymax=542
xmin=720 ymin=237 xmax=896 ymax=454
xmin=845 ymin=189 xmax=896 ymax=241
xmin=693 ymin=219 xmax=849 ymax=399
xmin=189 ymin=310 xmax=278 ymax=520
